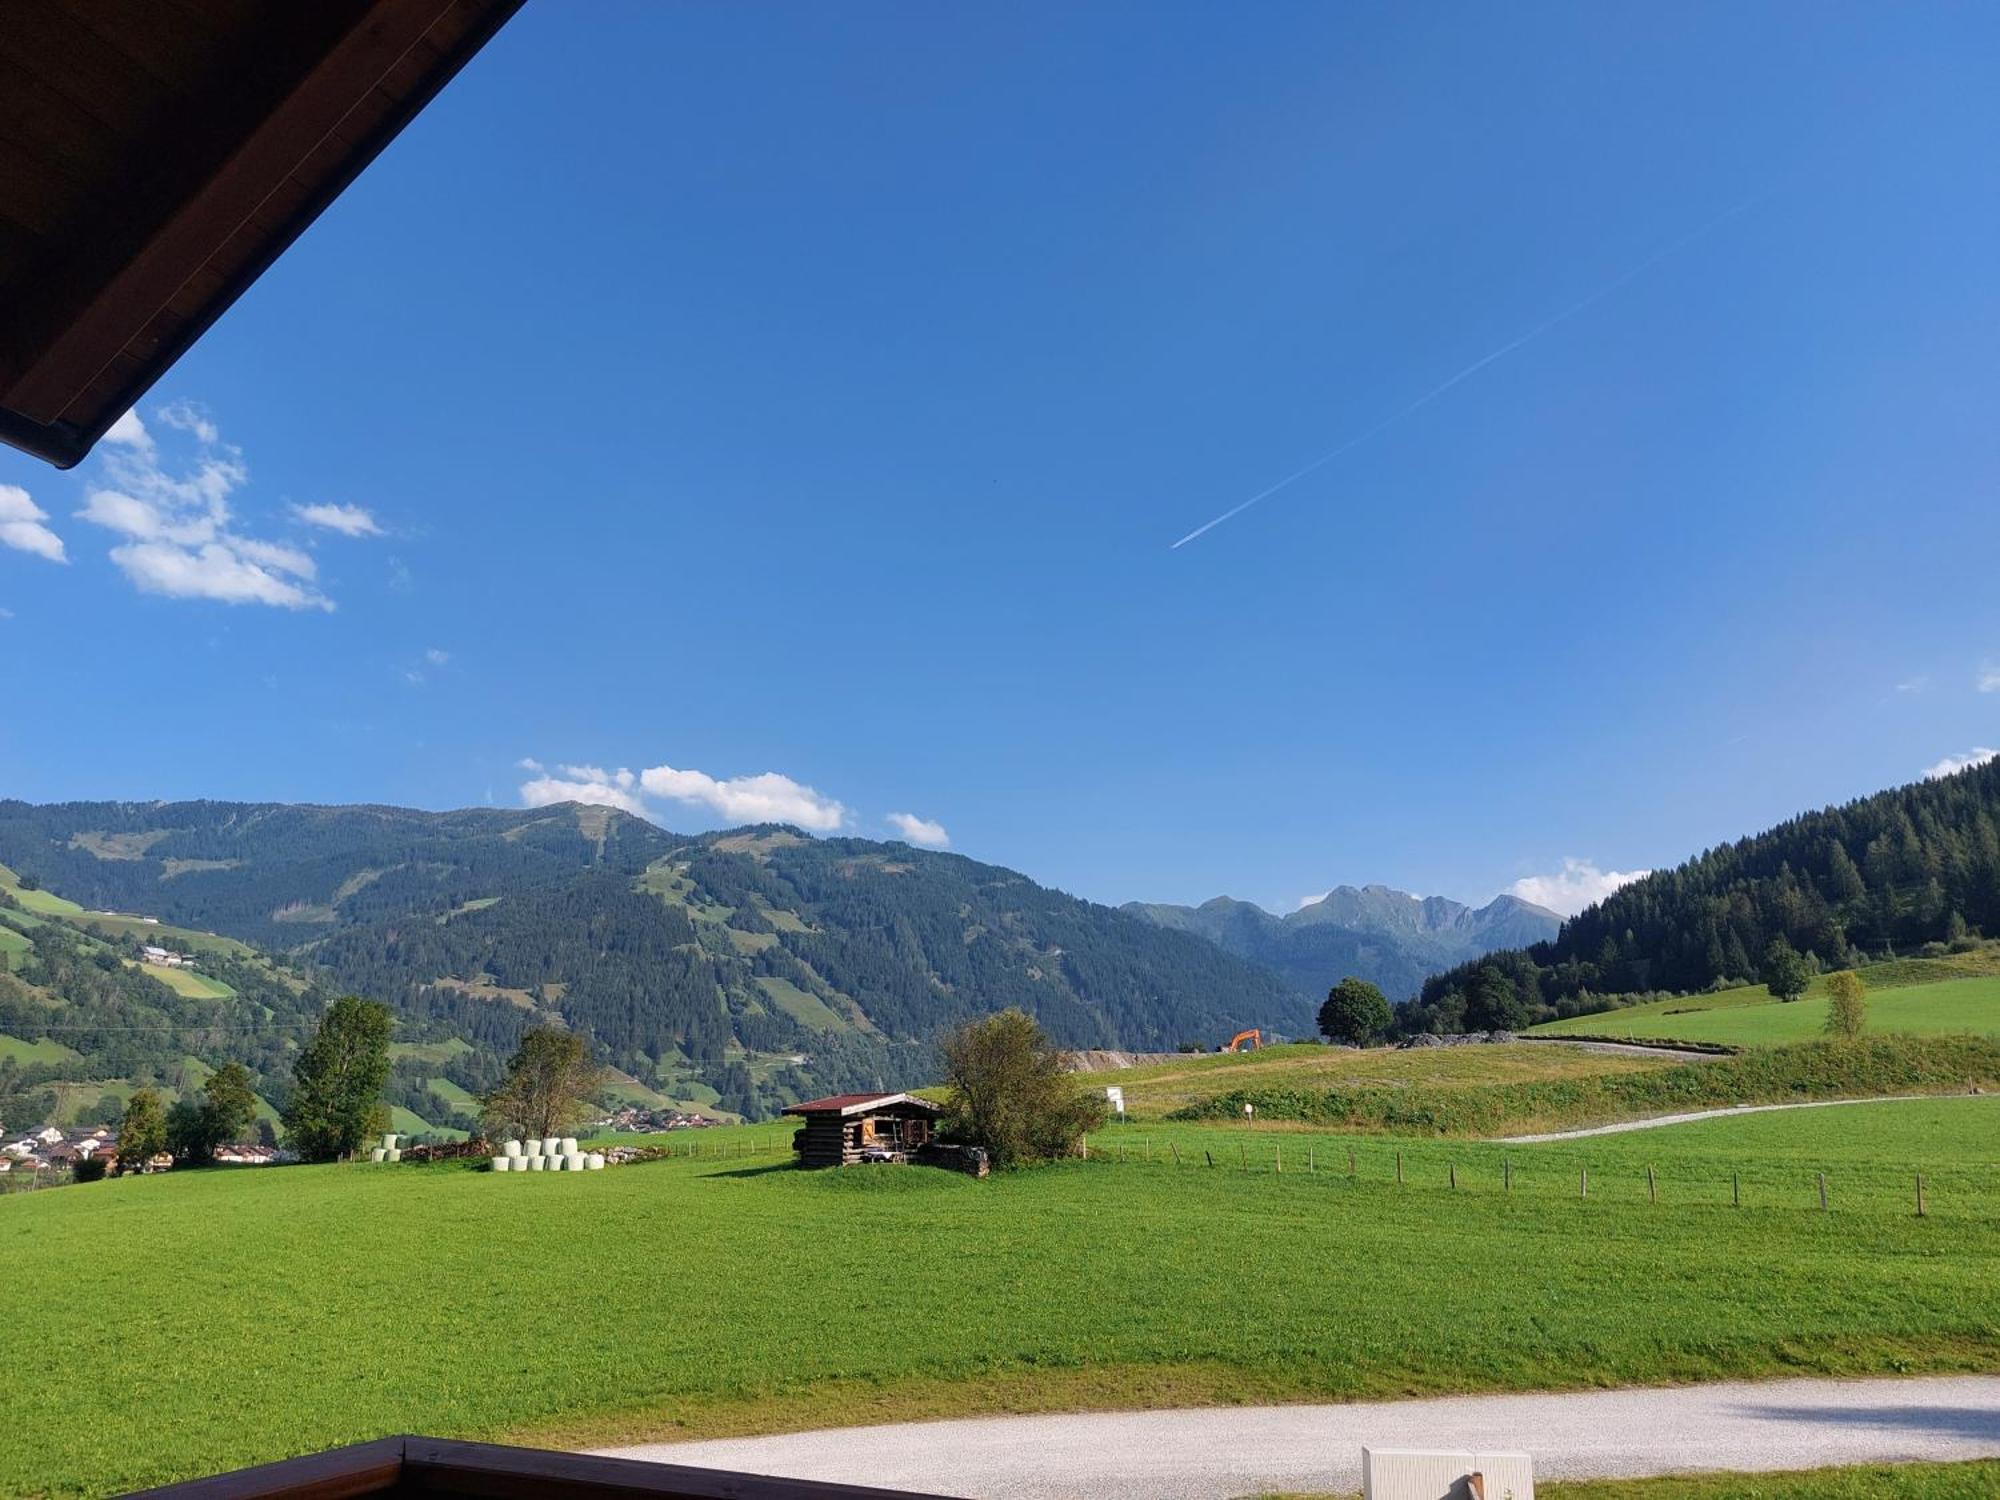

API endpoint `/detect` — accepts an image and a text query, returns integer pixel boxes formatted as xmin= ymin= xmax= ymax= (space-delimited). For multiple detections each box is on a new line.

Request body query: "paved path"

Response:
xmin=599 ymin=1375 xmax=2000 ymax=1499
xmin=1496 ymin=1093 xmax=1966 ymax=1143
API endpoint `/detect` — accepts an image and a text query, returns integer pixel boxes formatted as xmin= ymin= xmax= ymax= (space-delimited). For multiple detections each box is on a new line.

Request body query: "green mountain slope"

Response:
xmin=1124 ymin=885 xmax=1560 ymax=1000
xmin=0 ymin=800 xmax=1308 ymax=1119
xmin=1419 ymin=758 xmax=2000 ymax=1030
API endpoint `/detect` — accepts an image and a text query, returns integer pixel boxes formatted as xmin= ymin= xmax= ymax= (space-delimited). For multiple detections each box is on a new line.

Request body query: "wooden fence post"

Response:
xmin=1309 ymin=1148 xmax=1316 ymax=1174
xmin=1504 ymin=1158 xmax=1512 ymax=1192
xmin=1081 ymin=1134 xmax=1088 ymax=1161
xmin=1580 ymin=1166 xmax=1588 ymax=1199
xmin=1818 ymin=1172 xmax=1828 ymax=1211
xmin=1205 ymin=1150 xmax=1214 ymax=1169
xmin=1732 ymin=1171 xmax=1739 ymax=1207
xmin=1916 ymin=1173 xmax=1926 ymax=1218
xmin=1647 ymin=1165 xmax=1657 ymax=1204
xmin=1170 ymin=1142 xmax=1181 ymax=1167
xmin=1395 ymin=1151 xmax=1403 ymax=1186
xmin=1348 ymin=1146 xmax=1357 ymax=1179
xmin=1449 ymin=1162 xmax=1457 ymax=1191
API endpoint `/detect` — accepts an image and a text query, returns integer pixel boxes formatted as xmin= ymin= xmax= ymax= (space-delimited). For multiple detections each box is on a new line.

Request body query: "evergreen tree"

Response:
xmin=1761 ymin=938 xmax=1811 ymax=1003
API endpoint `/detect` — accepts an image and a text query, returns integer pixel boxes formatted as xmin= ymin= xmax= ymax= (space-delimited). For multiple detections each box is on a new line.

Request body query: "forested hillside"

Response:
xmin=1415 ymin=760 xmax=2000 ymax=1030
xmin=0 ymin=801 xmax=1306 ymax=1121
xmin=1126 ymin=886 xmax=1558 ymax=1000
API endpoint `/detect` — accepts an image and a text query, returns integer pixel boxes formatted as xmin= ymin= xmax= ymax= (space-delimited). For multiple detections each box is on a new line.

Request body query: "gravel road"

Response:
xmin=598 ymin=1374 xmax=2000 ymax=1499
xmin=1495 ymin=1092 xmax=1984 ymax=1143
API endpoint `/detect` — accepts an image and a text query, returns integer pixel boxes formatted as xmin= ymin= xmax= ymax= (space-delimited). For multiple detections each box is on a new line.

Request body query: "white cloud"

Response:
xmin=425 ymin=647 xmax=450 ymax=666
xmin=76 ymin=404 xmax=334 ymax=609
xmin=1979 ymin=666 xmax=2000 ymax=694
xmin=292 ymin=501 xmax=384 ymax=538
xmin=518 ymin=765 xmax=649 ymax=817
xmin=516 ymin=757 xmax=850 ymax=832
xmin=157 ymin=400 xmax=218 ymax=445
xmin=0 ymin=484 xmax=67 ymax=563
xmin=1924 ymin=748 xmax=1998 ymax=781
xmin=640 ymin=764 xmax=847 ymax=830
xmin=103 ymin=409 xmax=153 ymax=453
xmin=1507 ymin=858 xmax=1651 ymax=918
xmin=0 ymin=606 xmax=14 ymax=620
xmin=886 ymin=812 xmax=950 ymax=848
xmin=1895 ymin=676 xmax=1929 ymax=695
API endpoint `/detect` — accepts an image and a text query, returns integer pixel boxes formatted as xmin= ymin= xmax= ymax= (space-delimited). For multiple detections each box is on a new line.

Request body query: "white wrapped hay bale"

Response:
xmin=503 ymin=1140 xmax=522 ymax=1158
xmin=385 ymin=1148 xmax=401 ymax=1162
xmin=526 ymin=1138 xmax=543 ymax=1156
xmin=565 ymin=1152 xmax=584 ymax=1171
xmin=527 ymin=1154 xmax=545 ymax=1170
xmin=492 ymin=1156 xmax=510 ymax=1172
xmin=585 ymin=1153 xmax=605 ymax=1170
xmin=382 ymin=1133 xmax=399 ymax=1152
xmin=559 ymin=1137 xmax=577 ymax=1155
xmin=370 ymin=1148 xmax=386 ymax=1163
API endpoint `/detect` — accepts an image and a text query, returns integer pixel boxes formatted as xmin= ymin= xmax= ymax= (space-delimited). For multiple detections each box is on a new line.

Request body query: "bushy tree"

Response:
xmin=939 ymin=1008 xmax=1106 ymax=1167
xmin=1762 ymin=938 xmax=1811 ymax=1003
xmin=203 ymin=1061 xmax=259 ymax=1144
xmin=1319 ymin=977 xmax=1392 ymax=1046
xmin=1464 ymin=965 xmax=1529 ymax=1031
xmin=284 ymin=996 xmax=392 ymax=1161
xmin=118 ymin=1088 xmax=167 ymax=1171
xmin=482 ymin=1027 xmax=605 ymax=1140
xmin=1824 ymin=970 xmax=1867 ymax=1040
xmin=165 ymin=1098 xmax=213 ymax=1165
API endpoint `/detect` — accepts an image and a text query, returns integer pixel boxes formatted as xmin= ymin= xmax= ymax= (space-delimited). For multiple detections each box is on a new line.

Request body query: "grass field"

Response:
xmin=0 ymin=1031 xmax=80 ymax=1065
xmin=131 ymin=960 xmax=237 ymax=999
xmin=7 ymin=1095 xmax=1999 ymax=1497
xmin=1104 ymin=1041 xmax=1675 ymax=1118
xmin=1530 ymin=950 xmax=2000 ymax=1048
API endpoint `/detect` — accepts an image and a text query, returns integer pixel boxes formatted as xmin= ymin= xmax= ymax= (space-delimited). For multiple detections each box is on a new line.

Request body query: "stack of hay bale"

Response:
xmin=368 ymin=1133 xmax=402 ymax=1163
xmin=490 ymin=1136 xmax=606 ymax=1173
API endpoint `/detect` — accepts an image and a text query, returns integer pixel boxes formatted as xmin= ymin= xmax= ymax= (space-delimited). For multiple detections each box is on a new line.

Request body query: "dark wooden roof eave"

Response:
xmin=121 ymin=1433 xmax=965 ymax=1498
xmin=0 ymin=0 xmax=526 ymax=469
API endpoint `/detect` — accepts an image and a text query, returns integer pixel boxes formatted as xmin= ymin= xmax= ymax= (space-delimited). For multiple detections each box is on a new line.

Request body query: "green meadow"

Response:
xmin=1529 ymin=950 xmax=2000 ymax=1048
xmin=7 ymin=1095 xmax=2000 ymax=1497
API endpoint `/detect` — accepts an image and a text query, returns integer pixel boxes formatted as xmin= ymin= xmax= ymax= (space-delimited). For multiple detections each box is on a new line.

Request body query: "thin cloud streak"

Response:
xmin=1170 ymin=196 xmax=1765 ymax=549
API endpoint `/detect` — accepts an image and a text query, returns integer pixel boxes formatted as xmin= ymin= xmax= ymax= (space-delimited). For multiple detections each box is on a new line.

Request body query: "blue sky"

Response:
xmin=2 ymin=3 xmax=1997 ymax=916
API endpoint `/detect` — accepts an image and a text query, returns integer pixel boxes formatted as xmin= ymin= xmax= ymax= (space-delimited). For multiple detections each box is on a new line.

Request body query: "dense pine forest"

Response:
xmin=1413 ymin=760 xmax=2000 ymax=1032
xmin=0 ymin=800 xmax=1305 ymax=1123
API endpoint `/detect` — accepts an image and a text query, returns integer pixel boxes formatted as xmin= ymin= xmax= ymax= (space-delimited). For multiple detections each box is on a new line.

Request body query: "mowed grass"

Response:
xmin=131 ymin=960 xmax=236 ymax=999
xmin=7 ymin=1099 xmax=2000 ymax=1497
xmin=1106 ymin=1041 xmax=1674 ymax=1118
xmin=1531 ymin=975 xmax=2000 ymax=1047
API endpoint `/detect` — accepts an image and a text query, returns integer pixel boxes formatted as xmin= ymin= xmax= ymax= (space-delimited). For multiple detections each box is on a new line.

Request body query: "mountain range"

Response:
xmin=1123 ymin=886 xmax=1562 ymax=1001
xmin=0 ymin=799 xmax=1310 ymax=1126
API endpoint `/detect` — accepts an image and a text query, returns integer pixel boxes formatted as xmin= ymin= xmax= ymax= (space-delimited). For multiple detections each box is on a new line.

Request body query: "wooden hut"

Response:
xmin=784 ymin=1093 xmax=941 ymax=1168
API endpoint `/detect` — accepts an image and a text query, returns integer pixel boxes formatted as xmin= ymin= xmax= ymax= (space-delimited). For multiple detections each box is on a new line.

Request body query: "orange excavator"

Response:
xmin=1221 ymin=1028 xmax=1262 ymax=1053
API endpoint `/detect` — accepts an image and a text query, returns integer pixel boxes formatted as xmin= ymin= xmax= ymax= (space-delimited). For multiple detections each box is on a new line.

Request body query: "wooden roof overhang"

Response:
xmin=783 ymin=1093 xmax=943 ymax=1118
xmin=122 ymin=1434 xmax=962 ymax=1500
xmin=0 ymin=0 xmax=525 ymax=468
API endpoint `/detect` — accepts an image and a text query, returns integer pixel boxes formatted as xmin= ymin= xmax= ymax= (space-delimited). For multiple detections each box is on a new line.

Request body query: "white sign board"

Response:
xmin=1103 ymin=1085 xmax=1124 ymax=1114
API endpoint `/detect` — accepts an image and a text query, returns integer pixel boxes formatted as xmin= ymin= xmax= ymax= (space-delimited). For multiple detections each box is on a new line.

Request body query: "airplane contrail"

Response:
xmin=1169 ymin=196 xmax=1763 ymax=549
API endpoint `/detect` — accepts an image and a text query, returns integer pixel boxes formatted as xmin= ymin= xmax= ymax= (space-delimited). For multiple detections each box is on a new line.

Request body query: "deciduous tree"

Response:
xmin=283 ymin=996 xmax=392 ymax=1161
xmin=939 ymin=1007 xmax=1105 ymax=1167
xmin=1824 ymin=970 xmax=1867 ymax=1040
xmin=482 ymin=1027 xmax=605 ymax=1140
xmin=1762 ymin=939 xmax=1811 ymax=1003
xmin=118 ymin=1088 xmax=167 ymax=1171
xmin=1318 ymin=977 xmax=1392 ymax=1046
